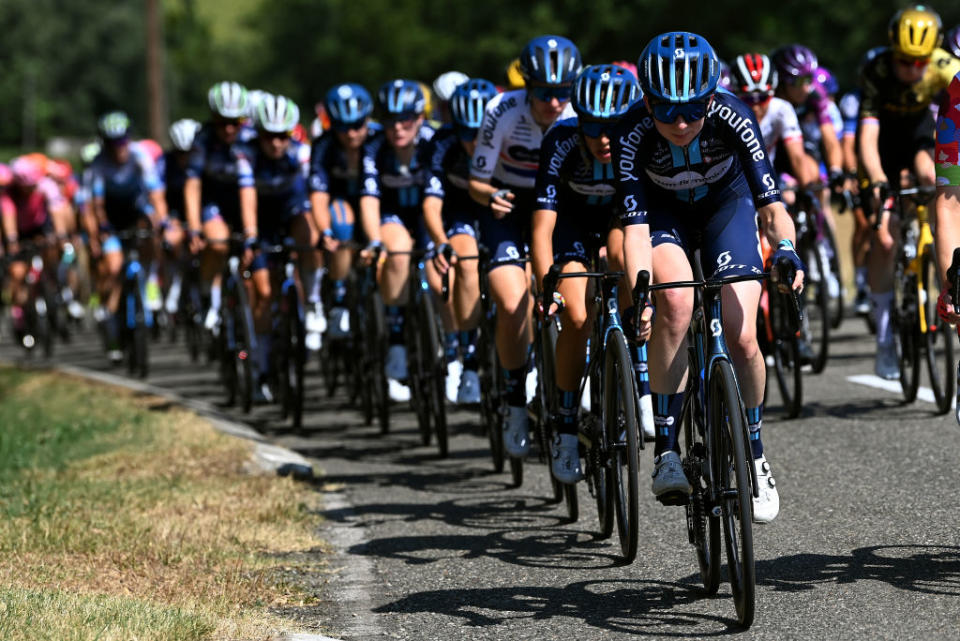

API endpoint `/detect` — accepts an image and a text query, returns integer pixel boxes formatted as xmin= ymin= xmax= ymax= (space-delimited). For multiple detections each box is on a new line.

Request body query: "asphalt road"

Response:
xmin=6 ymin=315 xmax=960 ymax=641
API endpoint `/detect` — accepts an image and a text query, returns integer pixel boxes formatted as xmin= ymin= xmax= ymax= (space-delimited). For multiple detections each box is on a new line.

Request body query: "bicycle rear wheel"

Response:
xmin=770 ymin=290 xmax=803 ymax=418
xmin=820 ymin=225 xmax=845 ymax=329
xmin=420 ymin=291 xmax=448 ymax=457
xmin=479 ymin=325 xmax=505 ymax=473
xmin=922 ymin=251 xmax=955 ymax=414
xmin=895 ymin=271 xmax=921 ymax=403
xmin=604 ymin=331 xmax=640 ymax=563
xmin=800 ymin=239 xmax=830 ymax=373
xmin=710 ymin=359 xmax=755 ymax=628
xmin=284 ymin=283 xmax=306 ymax=429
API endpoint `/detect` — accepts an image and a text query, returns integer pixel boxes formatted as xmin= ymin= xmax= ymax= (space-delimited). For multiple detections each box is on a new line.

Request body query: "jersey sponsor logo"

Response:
xmin=507 ymin=145 xmax=540 ymax=165
xmin=644 ymin=158 xmax=733 ymax=190
xmin=569 ymin=182 xmax=617 ymax=197
xmin=479 ymin=96 xmax=518 ymax=149
xmin=716 ymin=250 xmax=731 ymax=267
xmin=616 ymin=118 xmax=655 ymax=182
xmin=546 ymin=135 xmax=578 ymax=176
xmin=710 ymin=318 xmax=722 ymax=337
xmin=707 ymin=101 xmax=766 ymax=162
xmin=762 ymin=173 xmax=776 ymax=191
xmin=623 ymin=194 xmax=637 ymax=211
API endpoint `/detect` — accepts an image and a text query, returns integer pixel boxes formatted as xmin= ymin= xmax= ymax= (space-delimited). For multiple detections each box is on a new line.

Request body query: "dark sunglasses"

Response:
xmin=261 ymin=131 xmax=290 ymax=141
xmin=383 ymin=112 xmax=419 ymax=126
xmin=214 ymin=118 xmax=242 ymax=128
xmin=649 ymin=100 xmax=709 ymax=124
xmin=456 ymin=126 xmax=479 ymax=142
xmin=105 ymin=137 xmax=129 ymax=147
xmin=740 ymin=91 xmax=773 ymax=106
xmin=579 ymin=119 xmax=613 ymax=139
xmin=894 ymin=55 xmax=929 ymax=69
xmin=529 ymin=84 xmax=573 ymax=102
xmin=784 ymin=74 xmax=813 ymax=87
xmin=332 ymin=119 xmax=367 ymax=133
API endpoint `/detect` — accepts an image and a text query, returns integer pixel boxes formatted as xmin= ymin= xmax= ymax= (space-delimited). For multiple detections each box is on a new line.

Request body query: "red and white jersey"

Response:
xmin=758 ymin=97 xmax=803 ymax=162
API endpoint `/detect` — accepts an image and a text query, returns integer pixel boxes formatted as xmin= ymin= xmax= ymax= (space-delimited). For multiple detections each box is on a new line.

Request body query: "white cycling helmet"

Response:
xmin=208 ymin=81 xmax=249 ymax=118
xmin=169 ymin=118 xmax=201 ymax=152
xmin=247 ymin=89 xmax=267 ymax=118
xmin=255 ymin=94 xmax=300 ymax=133
xmin=432 ymin=71 xmax=470 ymax=102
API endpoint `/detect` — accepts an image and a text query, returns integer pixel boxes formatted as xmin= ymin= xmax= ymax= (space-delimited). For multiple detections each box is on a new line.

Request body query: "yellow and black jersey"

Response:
xmin=859 ymin=47 xmax=960 ymax=121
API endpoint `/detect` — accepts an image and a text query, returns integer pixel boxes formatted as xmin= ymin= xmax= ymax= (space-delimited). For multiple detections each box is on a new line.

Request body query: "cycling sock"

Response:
xmin=459 ymin=329 xmax=478 ymax=371
xmin=556 ymin=388 xmax=578 ymax=435
xmin=333 ymin=279 xmax=347 ymax=306
xmin=209 ymin=282 xmax=222 ymax=311
xmin=256 ymin=333 xmax=271 ymax=378
xmin=653 ymin=392 xmax=684 ymax=456
xmin=633 ymin=343 xmax=654 ymax=432
xmin=747 ymin=405 xmax=764 ymax=459
xmin=444 ymin=332 xmax=459 ymax=364
xmin=503 ymin=364 xmax=528 ymax=407
xmin=855 ymin=267 xmax=868 ymax=292
xmin=871 ymin=290 xmax=894 ymax=345
xmin=386 ymin=305 xmax=405 ymax=345
xmin=303 ymin=268 xmax=323 ymax=305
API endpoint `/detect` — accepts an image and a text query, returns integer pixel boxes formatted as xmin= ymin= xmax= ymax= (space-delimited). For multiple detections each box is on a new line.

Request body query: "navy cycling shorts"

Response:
xmin=476 ymin=187 xmax=535 ymax=270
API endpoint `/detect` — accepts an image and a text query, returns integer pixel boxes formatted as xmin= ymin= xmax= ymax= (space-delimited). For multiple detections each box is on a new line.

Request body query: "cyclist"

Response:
xmin=358 ymin=79 xmax=436 ymax=402
xmin=310 ymin=83 xmax=380 ymax=340
xmin=431 ymin=71 xmax=470 ymax=125
xmin=84 ymin=111 xmax=170 ymax=363
xmin=859 ymin=5 xmax=960 ymax=379
xmin=157 ymin=118 xmax=200 ymax=315
xmin=184 ymin=81 xmax=257 ymax=335
xmin=611 ymin=32 xmax=803 ymax=523
xmin=467 ymin=35 xmax=580 ymax=458
xmin=935 ymin=70 xmax=960 ymax=322
xmin=237 ymin=93 xmax=316 ymax=401
xmin=423 ymin=78 xmax=499 ymax=406
xmin=532 ymin=63 xmax=647 ymax=483
xmin=1 ymin=156 xmax=73 ymax=342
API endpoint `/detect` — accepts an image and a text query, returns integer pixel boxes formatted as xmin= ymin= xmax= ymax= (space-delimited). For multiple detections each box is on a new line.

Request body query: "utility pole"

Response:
xmin=145 ymin=0 xmax=167 ymax=143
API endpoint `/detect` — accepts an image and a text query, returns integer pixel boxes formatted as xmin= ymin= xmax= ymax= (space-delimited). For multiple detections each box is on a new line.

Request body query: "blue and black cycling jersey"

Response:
xmin=158 ymin=150 xmax=188 ymax=220
xmin=85 ymin=141 xmax=162 ymax=229
xmin=185 ymin=124 xmax=256 ymax=225
xmin=308 ymin=125 xmax=382 ymax=210
xmin=360 ymin=123 xmax=436 ymax=234
xmin=610 ymin=90 xmax=782 ymax=227
xmin=237 ymin=140 xmax=310 ymax=242
xmin=423 ymin=124 xmax=484 ymax=233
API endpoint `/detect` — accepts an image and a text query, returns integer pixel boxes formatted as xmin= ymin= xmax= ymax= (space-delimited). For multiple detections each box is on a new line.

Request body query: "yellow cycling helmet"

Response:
xmin=888 ymin=5 xmax=943 ymax=58
xmin=505 ymin=58 xmax=525 ymax=89
xmin=417 ymin=82 xmax=435 ymax=119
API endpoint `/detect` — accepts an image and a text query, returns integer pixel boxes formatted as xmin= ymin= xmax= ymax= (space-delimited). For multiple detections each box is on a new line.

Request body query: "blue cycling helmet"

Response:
xmin=325 ymin=83 xmax=373 ymax=125
xmin=376 ymin=79 xmax=425 ymax=118
xmin=572 ymin=64 xmax=641 ymax=120
xmin=519 ymin=35 xmax=582 ymax=85
xmin=638 ymin=32 xmax=720 ymax=102
xmin=449 ymin=79 xmax=499 ymax=129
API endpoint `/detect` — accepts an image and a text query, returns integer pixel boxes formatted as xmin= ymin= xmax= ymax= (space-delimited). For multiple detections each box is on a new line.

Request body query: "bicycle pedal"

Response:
xmin=656 ymin=492 xmax=690 ymax=507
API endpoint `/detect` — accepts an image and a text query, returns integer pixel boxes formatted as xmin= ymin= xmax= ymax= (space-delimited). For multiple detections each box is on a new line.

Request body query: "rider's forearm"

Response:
xmin=530 ymin=209 xmax=557 ymax=289
xmin=759 ymin=201 xmax=797 ymax=247
xmin=784 ymin=139 xmax=816 ymax=187
xmin=858 ymin=122 xmax=886 ymax=185
xmin=184 ymin=177 xmax=201 ymax=232
xmin=820 ymin=124 xmax=843 ymax=175
xmin=239 ymin=187 xmax=257 ymax=238
xmin=310 ymin=191 xmax=332 ymax=233
xmin=359 ymin=195 xmax=381 ymax=244
xmin=422 ymin=196 xmax=448 ymax=246
xmin=149 ymin=189 xmax=168 ymax=226
xmin=623 ymin=224 xmax=652 ymax=290
xmin=935 ymin=186 xmax=960 ymax=287
xmin=468 ymin=177 xmax=495 ymax=208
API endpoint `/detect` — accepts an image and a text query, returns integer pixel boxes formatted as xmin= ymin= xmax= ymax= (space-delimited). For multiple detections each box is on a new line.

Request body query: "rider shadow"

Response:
xmin=755 ymin=544 xmax=960 ymax=596
xmin=374 ymin=578 xmax=734 ymax=635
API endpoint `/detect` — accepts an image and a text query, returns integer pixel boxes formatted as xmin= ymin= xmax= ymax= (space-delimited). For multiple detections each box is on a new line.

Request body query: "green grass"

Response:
xmin=0 ymin=366 xmax=324 ymax=640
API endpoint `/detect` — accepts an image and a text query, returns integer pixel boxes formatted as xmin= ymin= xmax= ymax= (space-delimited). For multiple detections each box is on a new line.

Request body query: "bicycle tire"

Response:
xmin=370 ymin=296 xmax=390 ymax=435
xmin=234 ymin=277 xmax=256 ymax=415
xmin=604 ymin=331 xmax=639 ymax=563
xmin=591 ymin=406 xmax=615 ymax=540
xmin=420 ymin=290 xmax=448 ymax=457
xmin=538 ymin=319 xmax=559 ymax=499
xmin=682 ymin=383 xmax=721 ymax=595
xmin=710 ymin=359 xmax=756 ymax=628
xmin=406 ymin=299 xmax=432 ymax=446
xmin=820 ymin=224 xmax=845 ymax=329
xmin=479 ymin=326 xmax=505 ymax=473
xmin=922 ymin=252 xmax=955 ymax=414
xmin=801 ymin=240 xmax=830 ymax=374
xmin=285 ymin=284 xmax=306 ymax=429
xmin=895 ymin=271 xmax=921 ymax=403
xmin=770 ymin=290 xmax=803 ymax=418
xmin=508 ymin=455 xmax=523 ymax=488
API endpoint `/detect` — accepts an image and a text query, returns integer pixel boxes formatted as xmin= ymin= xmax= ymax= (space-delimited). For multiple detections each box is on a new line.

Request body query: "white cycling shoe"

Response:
xmin=305 ymin=302 xmax=326 ymax=352
xmin=445 ymin=360 xmax=462 ymax=403
xmin=503 ymin=406 xmax=531 ymax=457
xmin=551 ymin=433 xmax=583 ymax=484
xmin=387 ymin=378 xmax=411 ymax=403
xmin=752 ymin=454 xmax=780 ymax=524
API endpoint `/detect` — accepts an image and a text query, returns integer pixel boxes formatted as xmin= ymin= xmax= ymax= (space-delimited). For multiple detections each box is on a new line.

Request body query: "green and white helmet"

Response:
xmin=207 ymin=81 xmax=249 ymax=119
xmin=97 ymin=111 xmax=131 ymax=140
xmin=254 ymin=93 xmax=300 ymax=133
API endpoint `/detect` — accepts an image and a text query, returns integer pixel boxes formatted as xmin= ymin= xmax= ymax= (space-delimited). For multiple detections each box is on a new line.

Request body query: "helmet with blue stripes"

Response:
xmin=449 ymin=79 xmax=498 ymax=129
xmin=638 ymin=32 xmax=720 ymax=103
xmin=519 ymin=35 xmax=582 ymax=85
xmin=572 ymin=64 xmax=641 ymax=121
xmin=376 ymin=79 xmax=425 ymax=118
xmin=326 ymin=83 xmax=373 ymax=125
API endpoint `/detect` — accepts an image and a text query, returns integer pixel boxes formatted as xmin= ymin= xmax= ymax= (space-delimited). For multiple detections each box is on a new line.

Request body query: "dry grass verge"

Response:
xmin=0 ymin=367 xmax=326 ymax=640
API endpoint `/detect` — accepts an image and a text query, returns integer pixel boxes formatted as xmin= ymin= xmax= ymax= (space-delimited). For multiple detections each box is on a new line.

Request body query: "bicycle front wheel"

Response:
xmin=604 ymin=331 xmax=640 ymax=563
xmin=895 ymin=271 xmax=921 ymax=403
xmin=710 ymin=359 xmax=755 ymax=628
xmin=770 ymin=291 xmax=803 ymax=418
xmin=419 ymin=291 xmax=448 ymax=457
xmin=922 ymin=251 xmax=955 ymax=414
xmin=801 ymin=239 xmax=830 ymax=373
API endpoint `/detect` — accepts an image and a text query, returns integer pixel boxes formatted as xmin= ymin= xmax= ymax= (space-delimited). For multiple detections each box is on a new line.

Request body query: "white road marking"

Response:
xmin=846 ymin=374 xmax=956 ymax=407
